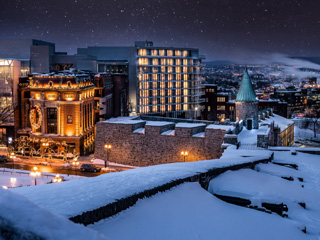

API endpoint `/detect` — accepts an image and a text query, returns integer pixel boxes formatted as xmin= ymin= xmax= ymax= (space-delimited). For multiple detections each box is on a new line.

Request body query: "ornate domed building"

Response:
xmin=235 ymin=68 xmax=259 ymax=130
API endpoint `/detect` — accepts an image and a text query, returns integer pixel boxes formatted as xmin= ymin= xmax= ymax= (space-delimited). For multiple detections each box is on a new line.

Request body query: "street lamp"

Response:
xmin=181 ymin=151 xmax=188 ymax=162
xmin=9 ymin=152 xmax=16 ymax=169
xmin=72 ymin=161 xmax=79 ymax=175
xmin=53 ymin=174 xmax=62 ymax=183
xmin=104 ymin=144 xmax=112 ymax=168
xmin=30 ymin=167 xmax=41 ymax=186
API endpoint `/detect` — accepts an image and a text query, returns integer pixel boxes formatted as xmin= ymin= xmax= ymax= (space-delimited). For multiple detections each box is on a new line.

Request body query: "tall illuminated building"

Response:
xmin=78 ymin=41 xmax=204 ymax=118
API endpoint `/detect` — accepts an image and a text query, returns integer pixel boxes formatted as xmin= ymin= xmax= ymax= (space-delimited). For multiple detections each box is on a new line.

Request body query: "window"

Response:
xmin=47 ymin=108 xmax=57 ymax=134
xmin=217 ymin=97 xmax=225 ymax=102
xmin=175 ymin=50 xmax=181 ymax=56
xmin=138 ymin=49 xmax=147 ymax=56
xmin=159 ymin=49 xmax=165 ymax=56
xmin=151 ymin=49 xmax=158 ymax=56
xmin=208 ymin=106 xmax=211 ymax=111
xmin=217 ymin=105 xmax=225 ymax=110
xmin=67 ymin=115 xmax=73 ymax=124
xmin=167 ymin=50 xmax=173 ymax=56
xmin=183 ymin=50 xmax=188 ymax=57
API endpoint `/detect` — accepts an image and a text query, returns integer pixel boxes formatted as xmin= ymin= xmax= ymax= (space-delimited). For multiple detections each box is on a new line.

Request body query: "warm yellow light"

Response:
xmin=2 ymin=186 xmax=8 ymax=189
xmin=104 ymin=144 xmax=112 ymax=149
xmin=11 ymin=152 xmax=14 ymax=155
xmin=33 ymin=167 xmax=38 ymax=171
xmin=181 ymin=151 xmax=188 ymax=156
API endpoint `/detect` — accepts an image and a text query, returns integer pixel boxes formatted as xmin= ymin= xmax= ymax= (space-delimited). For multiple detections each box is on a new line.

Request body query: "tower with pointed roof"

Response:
xmin=235 ymin=68 xmax=259 ymax=129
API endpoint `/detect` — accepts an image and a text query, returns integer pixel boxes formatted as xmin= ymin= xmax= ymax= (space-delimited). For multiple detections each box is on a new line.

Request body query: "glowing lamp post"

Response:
xmin=53 ymin=174 xmax=62 ymax=183
xmin=104 ymin=144 xmax=112 ymax=168
xmin=72 ymin=161 xmax=79 ymax=175
xmin=9 ymin=152 xmax=16 ymax=169
xmin=181 ymin=151 xmax=188 ymax=162
xmin=30 ymin=167 xmax=41 ymax=186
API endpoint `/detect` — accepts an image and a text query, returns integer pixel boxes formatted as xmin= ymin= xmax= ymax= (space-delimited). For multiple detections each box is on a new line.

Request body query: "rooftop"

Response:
xmin=236 ymin=69 xmax=257 ymax=102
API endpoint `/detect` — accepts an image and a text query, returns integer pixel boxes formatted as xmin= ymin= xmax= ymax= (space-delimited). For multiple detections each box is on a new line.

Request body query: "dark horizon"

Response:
xmin=1 ymin=0 xmax=320 ymax=62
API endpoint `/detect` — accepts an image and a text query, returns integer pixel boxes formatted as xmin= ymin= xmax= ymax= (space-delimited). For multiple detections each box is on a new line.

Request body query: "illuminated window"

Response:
xmin=175 ymin=50 xmax=181 ymax=56
xmin=167 ymin=50 xmax=173 ymax=56
xmin=168 ymin=67 xmax=173 ymax=73
xmin=152 ymin=74 xmax=157 ymax=81
xmin=176 ymin=74 xmax=181 ymax=81
xmin=161 ymin=66 xmax=166 ymax=73
xmin=152 ymin=59 xmax=159 ymax=65
xmin=217 ymin=105 xmax=225 ymax=110
xmin=183 ymin=50 xmax=188 ymax=57
xmin=183 ymin=74 xmax=188 ymax=80
xmin=160 ymin=74 xmax=165 ymax=81
xmin=67 ymin=115 xmax=73 ymax=124
xmin=160 ymin=82 xmax=165 ymax=88
xmin=138 ymin=58 xmax=148 ymax=65
xmin=176 ymin=67 xmax=181 ymax=73
xmin=153 ymin=90 xmax=157 ymax=97
xmin=167 ymin=59 xmax=173 ymax=65
xmin=168 ymin=74 xmax=173 ymax=81
xmin=189 ymin=59 xmax=193 ymax=65
xmin=183 ymin=81 xmax=188 ymax=88
xmin=160 ymin=97 xmax=165 ymax=104
xmin=208 ymin=106 xmax=211 ymax=111
xmin=168 ymin=105 xmax=172 ymax=111
xmin=152 ymin=106 xmax=157 ymax=112
xmin=176 ymin=59 xmax=181 ymax=65
xmin=183 ymin=104 xmax=188 ymax=110
xmin=168 ymin=82 xmax=173 ymax=88
xmin=217 ymin=97 xmax=225 ymax=102
xmin=138 ymin=49 xmax=147 ymax=56
xmin=183 ymin=59 xmax=188 ymax=65
xmin=168 ymin=97 xmax=173 ymax=103
xmin=151 ymin=49 xmax=158 ymax=56
xmin=176 ymin=89 xmax=181 ymax=96
xmin=183 ymin=89 xmax=188 ymax=96
xmin=176 ymin=97 xmax=181 ymax=103
xmin=159 ymin=49 xmax=165 ymax=56
xmin=160 ymin=90 xmax=165 ymax=96
xmin=153 ymin=82 xmax=157 ymax=89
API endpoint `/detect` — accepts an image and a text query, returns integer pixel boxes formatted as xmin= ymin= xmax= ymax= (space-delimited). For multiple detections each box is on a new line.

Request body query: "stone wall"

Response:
xmin=95 ymin=120 xmax=225 ymax=166
xmin=70 ymin=153 xmax=273 ymax=226
xmin=235 ymin=101 xmax=259 ymax=129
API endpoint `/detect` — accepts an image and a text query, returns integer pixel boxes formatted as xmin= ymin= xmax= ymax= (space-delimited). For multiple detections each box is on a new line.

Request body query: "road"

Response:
xmin=0 ymin=162 xmax=106 ymax=177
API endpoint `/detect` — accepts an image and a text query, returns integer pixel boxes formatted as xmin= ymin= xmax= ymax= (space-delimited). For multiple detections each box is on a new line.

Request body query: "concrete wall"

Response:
xmin=94 ymin=121 xmax=225 ymax=166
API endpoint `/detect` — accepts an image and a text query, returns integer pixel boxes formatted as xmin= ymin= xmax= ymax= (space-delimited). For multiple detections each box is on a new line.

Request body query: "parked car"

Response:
xmin=80 ymin=164 xmax=101 ymax=172
xmin=0 ymin=155 xmax=8 ymax=163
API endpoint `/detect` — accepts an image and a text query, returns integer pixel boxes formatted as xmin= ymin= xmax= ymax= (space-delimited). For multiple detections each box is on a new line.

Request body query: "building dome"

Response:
xmin=236 ymin=69 xmax=257 ymax=102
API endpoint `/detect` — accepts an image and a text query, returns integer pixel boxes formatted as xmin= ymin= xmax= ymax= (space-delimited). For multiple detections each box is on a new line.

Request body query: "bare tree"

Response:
xmin=0 ymin=105 xmax=14 ymax=124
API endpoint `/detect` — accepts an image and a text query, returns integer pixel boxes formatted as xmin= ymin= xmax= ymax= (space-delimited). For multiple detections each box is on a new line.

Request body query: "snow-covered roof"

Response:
xmin=261 ymin=114 xmax=294 ymax=132
xmin=175 ymin=123 xmax=206 ymax=128
xmin=104 ymin=117 xmax=145 ymax=125
xmin=206 ymin=124 xmax=235 ymax=131
xmin=146 ymin=121 xmax=174 ymax=126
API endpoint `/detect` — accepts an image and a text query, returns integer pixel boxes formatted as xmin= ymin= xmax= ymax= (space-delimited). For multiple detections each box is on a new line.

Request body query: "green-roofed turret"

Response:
xmin=236 ymin=68 xmax=257 ymax=102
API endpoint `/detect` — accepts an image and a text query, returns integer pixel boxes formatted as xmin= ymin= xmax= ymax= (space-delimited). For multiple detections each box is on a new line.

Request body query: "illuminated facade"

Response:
xmin=77 ymin=41 xmax=204 ymax=117
xmin=136 ymin=43 xmax=203 ymax=118
xmin=27 ymin=74 xmax=95 ymax=155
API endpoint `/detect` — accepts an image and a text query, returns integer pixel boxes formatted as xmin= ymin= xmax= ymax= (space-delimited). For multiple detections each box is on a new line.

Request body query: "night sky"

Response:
xmin=1 ymin=0 xmax=320 ymax=61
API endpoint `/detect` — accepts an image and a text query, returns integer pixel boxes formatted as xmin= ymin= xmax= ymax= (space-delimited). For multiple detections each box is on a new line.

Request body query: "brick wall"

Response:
xmin=95 ymin=121 xmax=225 ymax=166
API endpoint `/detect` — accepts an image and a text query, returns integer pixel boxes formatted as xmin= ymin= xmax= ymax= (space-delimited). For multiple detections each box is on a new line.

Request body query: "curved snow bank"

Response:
xmin=90 ymin=182 xmax=308 ymax=240
xmin=0 ymin=187 xmax=107 ymax=240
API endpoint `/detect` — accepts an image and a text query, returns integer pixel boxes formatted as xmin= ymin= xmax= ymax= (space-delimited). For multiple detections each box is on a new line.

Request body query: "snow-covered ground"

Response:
xmin=0 ymin=168 xmax=83 ymax=188
xmin=11 ymin=148 xmax=272 ymax=218
xmin=0 ymin=187 xmax=107 ymax=240
xmin=208 ymin=150 xmax=320 ymax=236
xmin=89 ymin=182 xmax=308 ymax=240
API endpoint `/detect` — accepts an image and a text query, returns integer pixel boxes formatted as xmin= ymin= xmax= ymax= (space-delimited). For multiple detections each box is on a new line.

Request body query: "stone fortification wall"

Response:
xmin=95 ymin=120 xmax=225 ymax=166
